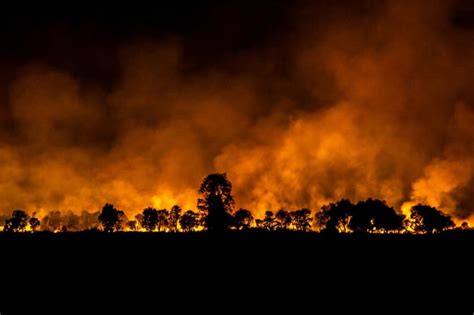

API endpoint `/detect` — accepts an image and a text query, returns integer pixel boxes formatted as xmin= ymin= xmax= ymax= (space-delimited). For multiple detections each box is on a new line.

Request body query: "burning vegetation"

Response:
xmin=0 ymin=173 xmax=463 ymax=234
xmin=0 ymin=1 xmax=473 ymax=228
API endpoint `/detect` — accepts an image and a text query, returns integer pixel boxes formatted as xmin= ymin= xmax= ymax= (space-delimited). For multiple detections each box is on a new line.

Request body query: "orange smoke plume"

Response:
xmin=0 ymin=0 xmax=473 ymax=226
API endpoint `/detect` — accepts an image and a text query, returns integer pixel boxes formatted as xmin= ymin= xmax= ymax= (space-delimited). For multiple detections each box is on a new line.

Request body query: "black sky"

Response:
xmin=0 ymin=1 xmax=472 ymax=84
xmin=0 ymin=1 xmax=292 ymax=81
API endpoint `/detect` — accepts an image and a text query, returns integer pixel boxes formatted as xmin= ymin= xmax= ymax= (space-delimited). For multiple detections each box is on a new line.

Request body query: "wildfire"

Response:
xmin=0 ymin=0 xmax=473 ymax=229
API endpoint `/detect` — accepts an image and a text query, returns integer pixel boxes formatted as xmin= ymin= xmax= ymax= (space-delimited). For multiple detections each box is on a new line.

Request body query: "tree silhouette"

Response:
xmin=232 ymin=208 xmax=253 ymax=230
xmin=291 ymin=209 xmax=313 ymax=231
xmin=28 ymin=216 xmax=41 ymax=232
xmin=140 ymin=207 xmax=159 ymax=232
xmin=98 ymin=203 xmax=124 ymax=232
xmin=1 ymin=191 xmax=462 ymax=235
xmin=369 ymin=201 xmax=405 ymax=233
xmin=179 ymin=210 xmax=199 ymax=232
xmin=157 ymin=209 xmax=169 ymax=232
xmin=409 ymin=204 xmax=455 ymax=234
xmin=197 ymin=173 xmax=235 ymax=232
xmin=350 ymin=199 xmax=404 ymax=233
xmin=275 ymin=210 xmax=292 ymax=230
xmin=316 ymin=199 xmax=353 ymax=233
xmin=43 ymin=210 xmax=63 ymax=232
xmin=256 ymin=211 xmax=277 ymax=231
xmin=4 ymin=210 xmax=29 ymax=232
xmin=348 ymin=202 xmax=373 ymax=233
xmin=168 ymin=205 xmax=182 ymax=232
xmin=126 ymin=220 xmax=137 ymax=231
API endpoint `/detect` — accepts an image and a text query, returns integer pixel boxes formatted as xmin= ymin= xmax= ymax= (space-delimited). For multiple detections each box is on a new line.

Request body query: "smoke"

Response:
xmin=0 ymin=0 xmax=473 ymax=223
xmin=40 ymin=210 xmax=101 ymax=231
xmin=219 ymin=0 xmax=474 ymax=220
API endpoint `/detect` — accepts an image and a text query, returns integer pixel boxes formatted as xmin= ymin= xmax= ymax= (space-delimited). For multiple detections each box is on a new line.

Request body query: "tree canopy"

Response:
xmin=409 ymin=204 xmax=455 ymax=234
xmin=197 ymin=173 xmax=235 ymax=232
xmin=98 ymin=203 xmax=125 ymax=232
xmin=4 ymin=210 xmax=29 ymax=232
xmin=0 ymin=174 xmax=464 ymax=235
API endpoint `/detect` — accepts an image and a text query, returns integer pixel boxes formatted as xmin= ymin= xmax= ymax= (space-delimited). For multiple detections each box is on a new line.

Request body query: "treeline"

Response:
xmin=1 ymin=173 xmax=469 ymax=234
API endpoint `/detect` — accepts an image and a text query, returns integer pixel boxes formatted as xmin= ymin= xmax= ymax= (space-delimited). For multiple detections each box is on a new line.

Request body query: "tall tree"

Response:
xmin=409 ymin=204 xmax=455 ymax=234
xmin=98 ymin=203 xmax=124 ymax=232
xmin=197 ymin=173 xmax=235 ymax=232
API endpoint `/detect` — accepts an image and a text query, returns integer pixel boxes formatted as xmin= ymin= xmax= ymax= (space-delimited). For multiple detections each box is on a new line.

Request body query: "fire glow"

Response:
xmin=0 ymin=0 xmax=473 ymax=227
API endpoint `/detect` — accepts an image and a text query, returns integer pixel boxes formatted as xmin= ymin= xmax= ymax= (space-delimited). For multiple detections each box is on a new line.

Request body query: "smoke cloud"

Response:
xmin=0 ymin=0 xmax=473 ymax=223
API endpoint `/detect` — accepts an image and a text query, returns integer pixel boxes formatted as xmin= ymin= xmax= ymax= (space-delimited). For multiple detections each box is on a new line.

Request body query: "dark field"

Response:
xmin=2 ymin=230 xmax=473 ymax=313
xmin=3 ymin=229 xmax=473 ymax=265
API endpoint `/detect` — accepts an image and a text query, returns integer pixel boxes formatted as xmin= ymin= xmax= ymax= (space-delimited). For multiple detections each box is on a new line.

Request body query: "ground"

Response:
xmin=1 ymin=230 xmax=472 ymax=313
